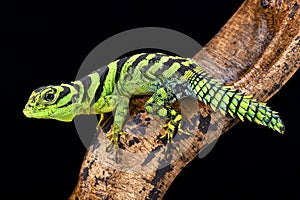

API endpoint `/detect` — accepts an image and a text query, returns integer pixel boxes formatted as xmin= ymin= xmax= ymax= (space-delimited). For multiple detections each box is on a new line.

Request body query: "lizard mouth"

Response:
xmin=23 ymin=109 xmax=32 ymax=117
xmin=23 ymin=108 xmax=41 ymax=118
xmin=23 ymin=101 xmax=70 ymax=119
xmin=23 ymin=107 xmax=51 ymax=118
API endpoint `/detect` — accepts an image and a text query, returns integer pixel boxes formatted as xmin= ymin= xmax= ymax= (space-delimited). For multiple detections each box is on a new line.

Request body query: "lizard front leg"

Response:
xmin=94 ymin=95 xmax=129 ymax=150
xmin=105 ymin=96 xmax=129 ymax=150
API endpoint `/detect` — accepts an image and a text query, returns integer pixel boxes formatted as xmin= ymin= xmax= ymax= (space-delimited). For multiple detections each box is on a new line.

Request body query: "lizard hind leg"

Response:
xmin=144 ymin=87 xmax=190 ymax=156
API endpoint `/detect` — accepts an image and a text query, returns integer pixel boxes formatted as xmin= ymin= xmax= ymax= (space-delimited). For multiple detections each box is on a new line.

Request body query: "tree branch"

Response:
xmin=69 ymin=0 xmax=299 ymax=199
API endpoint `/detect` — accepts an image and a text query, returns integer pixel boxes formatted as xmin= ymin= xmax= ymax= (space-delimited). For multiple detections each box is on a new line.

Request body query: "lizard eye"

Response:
xmin=44 ymin=93 xmax=55 ymax=102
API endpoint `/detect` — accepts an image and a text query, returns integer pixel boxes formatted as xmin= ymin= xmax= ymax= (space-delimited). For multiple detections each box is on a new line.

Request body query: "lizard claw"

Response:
xmin=178 ymin=123 xmax=193 ymax=136
xmin=158 ymin=121 xmax=190 ymax=158
xmin=105 ymin=129 xmax=127 ymax=162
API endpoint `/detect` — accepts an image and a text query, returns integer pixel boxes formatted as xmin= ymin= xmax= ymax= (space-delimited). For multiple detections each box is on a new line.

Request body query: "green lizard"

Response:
xmin=23 ymin=52 xmax=285 ymax=149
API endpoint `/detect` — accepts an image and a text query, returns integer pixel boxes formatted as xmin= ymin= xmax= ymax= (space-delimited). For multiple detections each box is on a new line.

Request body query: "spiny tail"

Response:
xmin=221 ymin=89 xmax=284 ymax=134
xmin=190 ymin=69 xmax=285 ymax=134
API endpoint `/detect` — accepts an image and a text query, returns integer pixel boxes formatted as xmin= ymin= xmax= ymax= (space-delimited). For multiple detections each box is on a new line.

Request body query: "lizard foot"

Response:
xmin=105 ymin=128 xmax=127 ymax=162
xmin=158 ymin=118 xmax=190 ymax=159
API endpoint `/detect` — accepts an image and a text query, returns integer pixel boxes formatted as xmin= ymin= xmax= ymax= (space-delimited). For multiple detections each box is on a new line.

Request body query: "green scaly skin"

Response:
xmin=23 ymin=53 xmax=285 ymax=149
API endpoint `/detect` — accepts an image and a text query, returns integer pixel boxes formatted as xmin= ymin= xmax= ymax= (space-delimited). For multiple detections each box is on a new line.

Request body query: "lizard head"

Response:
xmin=23 ymin=84 xmax=76 ymax=122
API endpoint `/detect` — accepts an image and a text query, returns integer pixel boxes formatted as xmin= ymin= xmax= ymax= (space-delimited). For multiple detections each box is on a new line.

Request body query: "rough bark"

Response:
xmin=69 ymin=0 xmax=299 ymax=199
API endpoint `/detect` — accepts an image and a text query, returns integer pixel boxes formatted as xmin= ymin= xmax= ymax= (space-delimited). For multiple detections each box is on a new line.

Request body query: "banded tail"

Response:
xmin=188 ymin=67 xmax=285 ymax=134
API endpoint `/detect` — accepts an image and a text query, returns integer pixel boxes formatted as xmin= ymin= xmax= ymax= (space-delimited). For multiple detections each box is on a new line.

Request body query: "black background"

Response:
xmin=6 ymin=0 xmax=299 ymax=199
